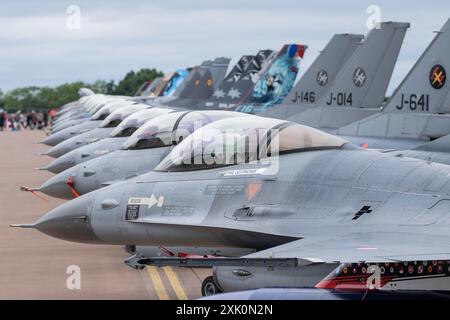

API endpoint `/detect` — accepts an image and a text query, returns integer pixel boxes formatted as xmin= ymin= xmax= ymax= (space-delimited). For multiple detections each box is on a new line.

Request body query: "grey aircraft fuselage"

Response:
xmin=38 ymin=110 xmax=251 ymax=198
xmin=45 ymin=103 xmax=150 ymax=157
xmin=44 ymin=99 xmax=135 ymax=146
xmin=45 ymin=108 xmax=177 ymax=173
xmin=20 ymin=119 xmax=450 ymax=294
xmin=46 ymin=137 xmax=130 ymax=174
xmin=31 ymin=139 xmax=450 ymax=249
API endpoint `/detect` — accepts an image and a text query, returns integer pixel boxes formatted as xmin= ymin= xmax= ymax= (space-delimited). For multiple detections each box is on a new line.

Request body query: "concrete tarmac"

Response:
xmin=0 ymin=130 xmax=209 ymax=299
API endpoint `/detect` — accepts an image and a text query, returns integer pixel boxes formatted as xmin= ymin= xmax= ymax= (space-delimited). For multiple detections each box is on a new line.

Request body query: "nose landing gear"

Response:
xmin=201 ymin=276 xmax=223 ymax=297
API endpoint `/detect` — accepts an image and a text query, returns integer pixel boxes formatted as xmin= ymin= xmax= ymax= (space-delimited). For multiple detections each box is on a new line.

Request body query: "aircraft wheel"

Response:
xmin=201 ymin=276 xmax=222 ymax=296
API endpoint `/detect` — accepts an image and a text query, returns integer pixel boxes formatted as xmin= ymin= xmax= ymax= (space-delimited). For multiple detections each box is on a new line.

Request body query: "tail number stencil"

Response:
xmin=291 ymin=91 xmax=316 ymax=104
xmin=326 ymin=92 xmax=353 ymax=106
xmin=395 ymin=94 xmax=429 ymax=111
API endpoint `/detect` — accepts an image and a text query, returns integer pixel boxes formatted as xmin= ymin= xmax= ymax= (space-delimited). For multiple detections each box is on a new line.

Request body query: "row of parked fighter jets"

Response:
xmin=12 ymin=19 xmax=450 ymax=299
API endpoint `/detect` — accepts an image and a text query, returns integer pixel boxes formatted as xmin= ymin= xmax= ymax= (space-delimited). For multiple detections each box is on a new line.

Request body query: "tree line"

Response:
xmin=0 ymin=68 xmax=163 ymax=111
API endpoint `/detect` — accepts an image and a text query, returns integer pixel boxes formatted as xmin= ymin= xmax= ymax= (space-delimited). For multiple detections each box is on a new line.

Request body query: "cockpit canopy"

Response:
xmin=91 ymin=100 xmax=133 ymax=121
xmin=121 ymin=111 xmax=249 ymax=150
xmin=99 ymin=104 xmax=147 ymax=128
xmin=110 ymin=108 xmax=174 ymax=138
xmin=155 ymin=117 xmax=348 ymax=172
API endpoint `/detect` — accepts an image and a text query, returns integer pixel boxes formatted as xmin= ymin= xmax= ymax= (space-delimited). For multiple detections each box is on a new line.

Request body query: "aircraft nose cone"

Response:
xmin=47 ymin=152 xmax=76 ymax=173
xmin=39 ymin=166 xmax=78 ymax=199
xmin=35 ymin=195 xmax=100 ymax=243
xmin=46 ymin=142 xmax=71 ymax=158
xmin=41 ymin=133 xmax=63 ymax=146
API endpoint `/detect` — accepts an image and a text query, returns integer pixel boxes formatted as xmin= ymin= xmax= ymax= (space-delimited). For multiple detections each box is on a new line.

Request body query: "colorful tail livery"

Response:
xmin=288 ymin=21 xmax=410 ymax=129
xmin=162 ymin=69 xmax=190 ymax=97
xmin=202 ymin=50 xmax=274 ymax=109
xmin=233 ymin=44 xmax=307 ymax=113
xmin=140 ymin=77 xmax=163 ymax=97
xmin=160 ymin=57 xmax=231 ymax=104
xmin=261 ymin=33 xmax=363 ymax=119
xmin=205 ymin=57 xmax=232 ymax=90
xmin=337 ymin=19 xmax=450 ymax=139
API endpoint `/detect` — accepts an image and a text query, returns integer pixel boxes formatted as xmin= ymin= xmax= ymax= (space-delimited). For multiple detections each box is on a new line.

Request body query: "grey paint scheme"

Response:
xmin=336 ymin=19 xmax=450 ymax=141
xmin=46 ymin=108 xmax=176 ymax=173
xmin=29 ymin=143 xmax=450 ymax=292
xmin=44 ymin=120 xmax=101 ymax=147
xmin=44 ymin=100 xmax=133 ymax=146
xmin=39 ymin=147 xmax=170 ymax=199
xmin=325 ymin=19 xmax=450 ymax=165
xmin=39 ymin=111 xmax=250 ymax=199
xmin=45 ymin=103 xmax=150 ymax=157
xmin=30 ymin=141 xmax=450 ymax=251
xmin=46 ymin=127 xmax=116 ymax=158
xmin=46 ymin=137 xmax=129 ymax=174
xmin=285 ymin=22 xmax=410 ymax=129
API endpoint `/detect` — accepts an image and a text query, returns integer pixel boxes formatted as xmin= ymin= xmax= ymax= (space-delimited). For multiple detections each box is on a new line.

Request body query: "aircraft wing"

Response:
xmin=245 ymin=231 xmax=450 ymax=263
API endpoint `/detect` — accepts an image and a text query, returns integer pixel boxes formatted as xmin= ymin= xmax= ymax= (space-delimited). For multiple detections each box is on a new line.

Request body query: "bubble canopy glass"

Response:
xmin=110 ymin=108 xmax=173 ymax=138
xmin=121 ymin=111 xmax=248 ymax=150
xmin=99 ymin=104 xmax=147 ymax=128
xmin=155 ymin=117 xmax=348 ymax=172
xmin=91 ymin=100 xmax=131 ymax=121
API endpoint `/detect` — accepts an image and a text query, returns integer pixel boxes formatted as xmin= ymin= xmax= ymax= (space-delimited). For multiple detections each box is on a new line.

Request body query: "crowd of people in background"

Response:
xmin=0 ymin=109 xmax=50 ymax=131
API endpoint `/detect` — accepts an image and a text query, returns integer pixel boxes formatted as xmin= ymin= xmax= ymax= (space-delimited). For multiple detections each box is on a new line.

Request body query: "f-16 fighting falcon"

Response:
xmin=14 ymin=114 xmax=450 ymax=297
xmin=43 ymin=107 xmax=175 ymax=173
xmin=36 ymin=22 xmax=409 ymax=190
xmin=38 ymin=48 xmax=281 ymax=174
xmin=42 ymin=56 xmax=255 ymax=173
xmin=44 ymin=103 xmax=150 ymax=158
xmin=33 ymin=110 xmax=251 ymax=199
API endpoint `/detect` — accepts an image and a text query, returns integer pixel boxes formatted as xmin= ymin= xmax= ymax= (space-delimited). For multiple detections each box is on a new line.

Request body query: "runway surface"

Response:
xmin=0 ymin=130 xmax=209 ymax=299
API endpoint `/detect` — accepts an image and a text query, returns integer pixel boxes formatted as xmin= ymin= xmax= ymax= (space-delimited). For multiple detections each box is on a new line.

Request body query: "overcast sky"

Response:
xmin=1 ymin=0 xmax=449 ymax=94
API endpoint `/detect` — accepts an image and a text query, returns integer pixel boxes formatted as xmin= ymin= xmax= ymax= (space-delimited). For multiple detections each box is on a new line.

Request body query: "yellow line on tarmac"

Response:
xmin=147 ymin=266 xmax=169 ymax=300
xmin=163 ymin=266 xmax=189 ymax=300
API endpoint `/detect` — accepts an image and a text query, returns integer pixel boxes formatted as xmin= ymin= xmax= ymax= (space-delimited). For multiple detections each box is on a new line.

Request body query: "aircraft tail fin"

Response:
xmin=207 ymin=51 xmax=273 ymax=107
xmin=221 ymin=55 xmax=255 ymax=83
xmin=172 ymin=58 xmax=230 ymax=100
xmin=134 ymin=80 xmax=153 ymax=97
xmin=336 ymin=19 xmax=450 ymax=139
xmin=208 ymin=57 xmax=232 ymax=90
xmin=323 ymin=22 xmax=410 ymax=109
xmin=285 ymin=33 xmax=364 ymax=106
xmin=187 ymin=68 xmax=215 ymax=99
xmin=234 ymin=44 xmax=307 ymax=113
xmin=142 ymin=77 xmax=163 ymax=97
xmin=381 ymin=18 xmax=450 ymax=114
xmin=162 ymin=69 xmax=190 ymax=97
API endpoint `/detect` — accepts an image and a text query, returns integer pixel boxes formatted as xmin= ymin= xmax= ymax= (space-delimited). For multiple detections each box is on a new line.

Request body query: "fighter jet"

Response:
xmin=34 ymin=110 xmax=251 ymax=199
xmin=44 ymin=103 xmax=150 ymax=158
xmin=45 ymin=61 xmax=216 ymax=143
xmin=15 ymin=115 xmax=450 ymax=297
xmin=44 ymin=107 xmax=175 ymax=173
xmin=40 ymin=54 xmax=265 ymax=173
xmin=50 ymin=94 xmax=133 ymax=132
xmin=34 ymin=46 xmax=306 ymax=189
xmin=35 ymin=35 xmax=372 ymax=192
xmin=43 ymin=98 xmax=138 ymax=147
